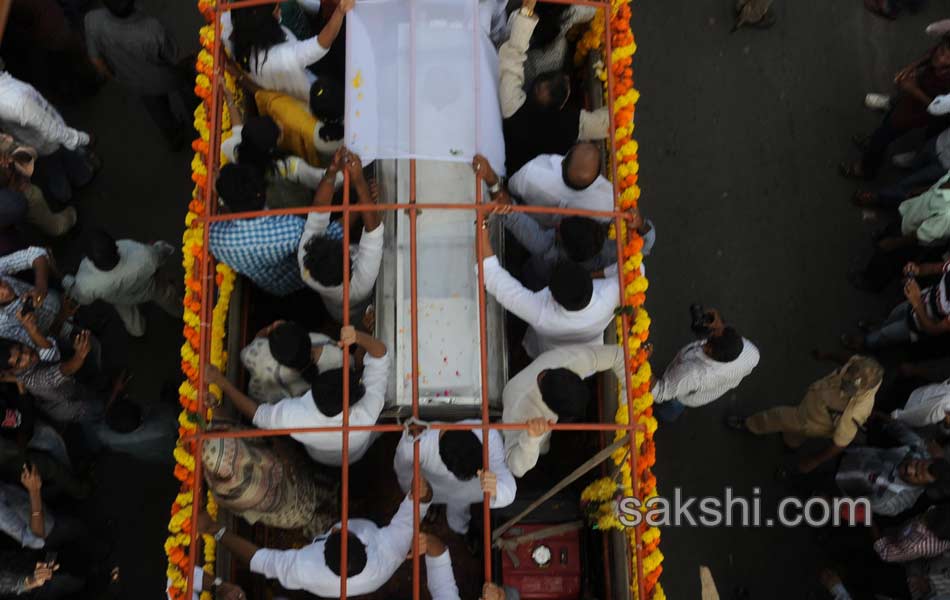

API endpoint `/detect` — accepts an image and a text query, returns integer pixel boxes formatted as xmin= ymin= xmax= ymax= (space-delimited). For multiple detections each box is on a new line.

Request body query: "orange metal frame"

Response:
xmin=184 ymin=0 xmax=646 ymax=598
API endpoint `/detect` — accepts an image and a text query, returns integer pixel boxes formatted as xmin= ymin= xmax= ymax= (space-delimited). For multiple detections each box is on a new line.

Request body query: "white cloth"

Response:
xmin=252 ymin=352 xmax=390 ymax=465
xmin=502 ymin=344 xmax=625 ymax=477
xmin=393 ymin=420 xmax=516 ymax=533
xmin=249 ymin=494 xmax=429 ymax=598
xmin=651 ymin=338 xmax=760 ymax=408
xmin=0 ymin=72 xmax=90 ymax=156
xmin=63 ymin=240 xmax=172 ymax=306
xmin=892 ymin=380 xmax=950 ymax=427
xmin=507 ymin=154 xmax=614 ymax=227
xmin=241 ymin=332 xmax=344 ymax=403
xmin=221 ymin=14 xmax=326 ymax=102
xmin=222 ymin=125 xmax=342 ymax=190
xmin=343 ymin=0 xmax=506 ymax=175
xmin=166 ymin=566 xmax=204 ymax=600
xmin=425 ymin=551 xmax=461 ymax=600
xmin=297 ymin=212 xmax=385 ymax=323
xmin=481 ymin=256 xmax=618 ymax=358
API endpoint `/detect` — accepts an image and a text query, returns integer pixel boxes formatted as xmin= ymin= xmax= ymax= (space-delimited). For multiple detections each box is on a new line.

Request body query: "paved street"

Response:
xmin=636 ymin=1 xmax=947 ymax=597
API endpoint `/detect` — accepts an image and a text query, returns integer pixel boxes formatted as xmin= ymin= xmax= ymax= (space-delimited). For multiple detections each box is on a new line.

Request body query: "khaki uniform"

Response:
xmin=746 ymin=357 xmax=880 ymax=447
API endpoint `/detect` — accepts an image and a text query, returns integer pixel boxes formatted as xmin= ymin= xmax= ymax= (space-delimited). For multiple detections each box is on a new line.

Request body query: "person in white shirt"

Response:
xmin=240 ymin=320 xmax=343 ymax=404
xmin=62 ymin=230 xmax=180 ymax=337
xmin=412 ymin=533 xmax=461 ymax=600
xmin=652 ymin=327 xmax=760 ymax=423
xmin=892 ymin=379 xmax=950 ymax=427
xmin=225 ymin=0 xmax=352 ymax=103
xmin=299 ymin=150 xmax=383 ymax=324
xmin=0 ymin=68 xmax=98 ymax=205
xmin=478 ymin=221 xmax=618 ymax=358
xmin=507 ymin=143 xmax=613 ymax=227
xmin=502 ymin=344 xmax=626 ymax=478
xmin=198 ymin=478 xmax=433 ymax=598
xmin=393 ymin=420 xmax=516 ymax=535
xmin=208 ymin=325 xmax=390 ymax=466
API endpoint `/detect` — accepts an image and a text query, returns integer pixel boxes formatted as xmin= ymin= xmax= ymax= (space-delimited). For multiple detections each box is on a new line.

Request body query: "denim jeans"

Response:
xmin=33 ymin=147 xmax=93 ymax=205
xmin=865 ymin=302 xmax=918 ymax=349
xmin=878 ymin=137 xmax=949 ymax=205
xmin=654 ymin=399 xmax=686 ymax=423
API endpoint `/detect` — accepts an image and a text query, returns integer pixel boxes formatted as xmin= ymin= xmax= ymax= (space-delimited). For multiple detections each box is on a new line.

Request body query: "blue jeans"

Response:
xmin=654 ymin=399 xmax=686 ymax=423
xmin=865 ymin=301 xmax=917 ymax=349
xmin=878 ymin=137 xmax=949 ymax=205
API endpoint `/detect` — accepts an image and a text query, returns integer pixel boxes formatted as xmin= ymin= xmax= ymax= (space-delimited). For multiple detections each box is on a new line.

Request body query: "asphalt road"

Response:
xmin=635 ymin=1 xmax=948 ymax=598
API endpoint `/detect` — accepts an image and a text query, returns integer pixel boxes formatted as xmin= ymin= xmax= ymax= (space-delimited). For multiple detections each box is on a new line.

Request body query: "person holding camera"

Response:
xmin=651 ymin=307 xmax=759 ymax=423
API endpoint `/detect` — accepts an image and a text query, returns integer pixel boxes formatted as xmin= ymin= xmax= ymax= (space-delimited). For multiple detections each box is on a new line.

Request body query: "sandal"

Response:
xmin=838 ymin=162 xmax=869 ymax=180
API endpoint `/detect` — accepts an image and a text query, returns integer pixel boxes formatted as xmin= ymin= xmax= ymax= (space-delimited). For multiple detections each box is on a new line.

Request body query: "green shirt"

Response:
xmin=900 ymin=173 xmax=950 ymax=245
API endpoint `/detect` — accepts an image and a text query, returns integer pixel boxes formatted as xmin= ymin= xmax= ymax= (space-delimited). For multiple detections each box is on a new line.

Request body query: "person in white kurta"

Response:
xmin=507 ymin=149 xmax=614 ymax=227
xmin=210 ymin=492 xmax=431 ymax=598
xmin=502 ymin=344 xmax=626 ymax=477
xmin=210 ymin=327 xmax=389 ymax=467
xmin=240 ymin=320 xmax=343 ymax=403
xmin=891 ymin=379 xmax=950 ymax=427
xmin=393 ymin=420 xmax=516 ymax=534
xmin=479 ymin=225 xmax=618 ymax=357
xmin=298 ymin=150 xmax=384 ymax=324
xmin=62 ymin=234 xmax=180 ymax=337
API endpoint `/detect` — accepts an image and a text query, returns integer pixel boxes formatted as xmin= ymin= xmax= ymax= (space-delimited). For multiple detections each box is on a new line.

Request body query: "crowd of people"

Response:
xmin=0 ymin=0 xmax=206 ymax=596
xmin=15 ymin=0 xmax=950 ymax=598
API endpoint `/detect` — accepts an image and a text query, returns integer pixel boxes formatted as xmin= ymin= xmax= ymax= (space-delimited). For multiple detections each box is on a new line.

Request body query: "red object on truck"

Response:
xmin=500 ymin=524 xmax=582 ymax=600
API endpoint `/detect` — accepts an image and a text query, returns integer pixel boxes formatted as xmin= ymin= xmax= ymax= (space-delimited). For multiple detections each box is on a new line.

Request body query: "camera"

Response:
xmin=690 ymin=304 xmax=715 ymax=337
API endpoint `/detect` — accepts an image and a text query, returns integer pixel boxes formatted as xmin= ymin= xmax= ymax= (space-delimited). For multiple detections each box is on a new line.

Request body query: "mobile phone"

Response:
xmin=44 ymin=551 xmax=56 ymax=565
xmin=21 ymin=297 xmax=33 ymax=315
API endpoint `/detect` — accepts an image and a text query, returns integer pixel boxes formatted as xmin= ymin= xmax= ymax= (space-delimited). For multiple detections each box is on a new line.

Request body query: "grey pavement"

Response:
xmin=636 ymin=1 xmax=947 ymax=598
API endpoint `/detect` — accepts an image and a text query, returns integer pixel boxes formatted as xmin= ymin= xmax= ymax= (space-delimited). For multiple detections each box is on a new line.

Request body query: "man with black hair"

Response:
xmin=836 ymin=419 xmax=950 ymax=517
xmin=197 ymin=475 xmax=433 ymax=597
xmin=499 ymin=206 xmax=656 ymax=290
xmin=240 ymin=320 xmax=343 ymax=403
xmin=209 ymin=163 xmax=307 ymax=296
xmin=89 ymin=398 xmax=176 ymax=463
xmin=298 ymin=149 xmax=383 ymax=323
xmin=499 ymin=0 xmax=608 ymax=174
xmin=502 ymin=344 xmax=626 ymax=478
xmin=651 ymin=326 xmax=760 ymax=423
xmin=84 ymin=0 xmax=193 ymax=149
xmin=393 ymin=420 xmax=516 ymax=534
xmin=479 ymin=222 xmax=618 ymax=358
xmin=0 ymin=66 xmax=98 ymax=205
xmin=63 ymin=230 xmax=179 ymax=337
xmin=506 ymin=143 xmax=614 ymax=228
xmin=207 ymin=325 xmax=389 ymax=466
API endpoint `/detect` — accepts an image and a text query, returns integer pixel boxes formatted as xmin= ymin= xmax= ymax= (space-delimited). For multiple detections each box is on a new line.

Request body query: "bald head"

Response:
xmin=562 ymin=143 xmax=601 ymax=190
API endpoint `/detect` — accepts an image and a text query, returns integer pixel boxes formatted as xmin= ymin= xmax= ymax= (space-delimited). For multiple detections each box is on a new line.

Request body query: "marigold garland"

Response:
xmin=165 ymin=5 xmax=236 ymax=600
xmin=577 ymin=0 xmax=664 ymax=598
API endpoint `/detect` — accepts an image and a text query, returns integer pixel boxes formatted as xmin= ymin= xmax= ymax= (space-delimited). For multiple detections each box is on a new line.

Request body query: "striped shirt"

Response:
xmin=911 ymin=260 xmax=950 ymax=333
xmin=651 ymin=338 xmax=760 ymax=408
xmin=874 ymin=516 xmax=950 ymax=563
